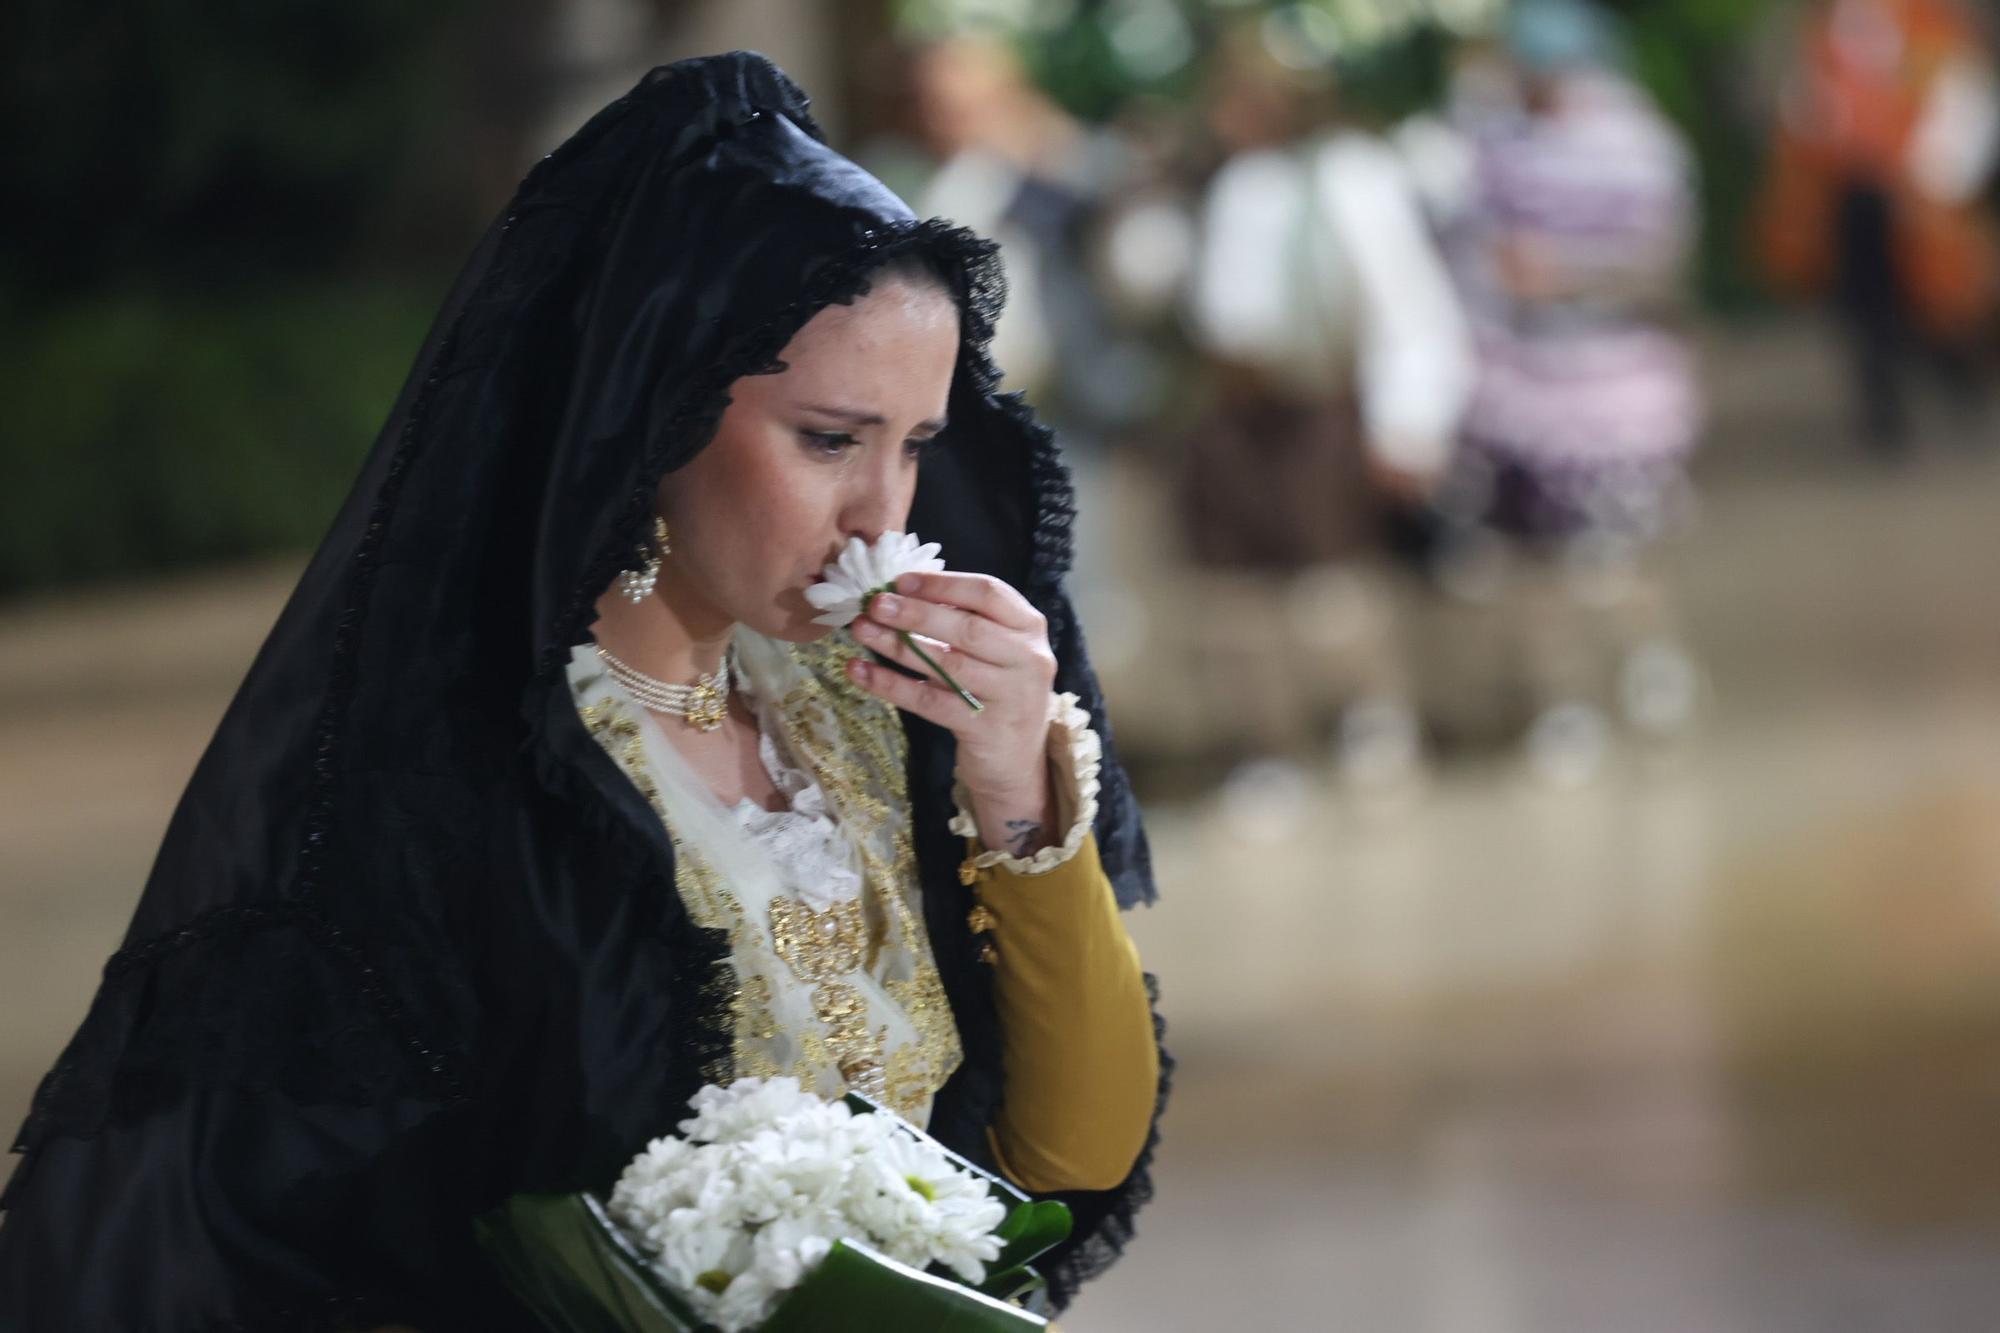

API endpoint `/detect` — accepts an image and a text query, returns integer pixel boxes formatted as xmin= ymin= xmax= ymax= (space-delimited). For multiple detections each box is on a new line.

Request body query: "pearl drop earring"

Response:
xmin=619 ymin=517 xmax=670 ymax=603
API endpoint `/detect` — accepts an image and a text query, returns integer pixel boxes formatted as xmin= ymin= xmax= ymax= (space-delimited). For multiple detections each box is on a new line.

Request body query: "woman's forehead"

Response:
xmin=761 ymin=283 xmax=959 ymax=388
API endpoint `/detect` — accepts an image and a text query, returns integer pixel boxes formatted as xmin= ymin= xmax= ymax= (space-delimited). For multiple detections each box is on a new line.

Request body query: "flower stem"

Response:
xmin=860 ymin=588 xmax=982 ymax=711
xmin=901 ymin=631 xmax=984 ymax=712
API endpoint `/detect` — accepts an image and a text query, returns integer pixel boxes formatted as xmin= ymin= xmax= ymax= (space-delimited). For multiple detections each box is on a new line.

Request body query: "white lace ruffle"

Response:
xmin=946 ymin=690 xmax=1102 ymax=878
xmin=731 ymin=714 xmax=861 ymax=914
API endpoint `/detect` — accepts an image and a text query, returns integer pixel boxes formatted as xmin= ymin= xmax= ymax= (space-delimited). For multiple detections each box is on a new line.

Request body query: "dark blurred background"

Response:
xmin=6 ymin=2 xmax=2000 ymax=1329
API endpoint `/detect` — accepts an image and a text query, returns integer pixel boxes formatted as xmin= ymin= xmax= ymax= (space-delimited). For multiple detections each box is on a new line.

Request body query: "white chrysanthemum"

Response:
xmin=803 ymin=531 xmax=946 ymax=628
xmin=849 ymin=1129 xmax=1007 ymax=1284
xmin=678 ymin=1076 xmax=832 ymax=1144
xmin=749 ymin=1211 xmax=839 ymax=1291
xmin=606 ymin=1078 xmax=1012 ymax=1331
xmin=710 ymin=1263 xmax=786 ymax=1332
xmin=651 ymin=1209 xmax=757 ymax=1325
xmin=731 ymin=1127 xmax=858 ymax=1224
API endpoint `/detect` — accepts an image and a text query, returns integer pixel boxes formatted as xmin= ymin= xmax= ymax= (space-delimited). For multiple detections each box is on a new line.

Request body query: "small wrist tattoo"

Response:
xmin=1003 ymin=819 xmax=1044 ymax=857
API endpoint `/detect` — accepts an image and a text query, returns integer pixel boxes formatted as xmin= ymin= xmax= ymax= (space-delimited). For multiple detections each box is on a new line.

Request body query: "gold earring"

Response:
xmin=619 ymin=517 xmax=670 ymax=603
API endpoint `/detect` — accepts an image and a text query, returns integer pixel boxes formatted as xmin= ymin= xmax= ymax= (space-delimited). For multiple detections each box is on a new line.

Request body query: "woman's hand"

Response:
xmin=846 ymin=570 xmax=1059 ymax=858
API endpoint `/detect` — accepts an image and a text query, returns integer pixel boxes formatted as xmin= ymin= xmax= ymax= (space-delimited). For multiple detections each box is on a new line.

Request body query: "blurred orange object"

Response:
xmin=1755 ymin=0 xmax=2000 ymax=336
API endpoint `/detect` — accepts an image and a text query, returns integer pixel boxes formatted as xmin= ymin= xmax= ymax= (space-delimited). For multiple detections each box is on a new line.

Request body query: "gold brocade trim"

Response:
xmin=807 ymin=980 xmax=888 ymax=1098
xmin=769 ymin=894 xmax=889 ymax=1097
xmin=769 ymin=898 xmax=869 ymax=981
xmin=739 ymin=973 xmax=779 ymax=1043
xmin=780 ymin=634 xmax=964 ymax=1118
xmin=578 ymin=698 xmax=748 ymax=937
xmin=883 ymin=960 xmax=959 ymax=1112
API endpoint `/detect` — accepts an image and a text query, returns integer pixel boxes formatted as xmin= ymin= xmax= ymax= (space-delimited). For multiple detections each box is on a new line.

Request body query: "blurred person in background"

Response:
xmin=902 ymin=33 xmax=1079 ymax=400
xmin=1756 ymin=0 xmax=2000 ymax=453
xmin=1180 ymin=24 xmax=1475 ymax=793
xmin=1429 ymin=0 xmax=1705 ymax=784
xmin=900 ymin=33 xmax=1167 ymax=610
xmin=0 ymin=52 xmax=1166 ymax=1329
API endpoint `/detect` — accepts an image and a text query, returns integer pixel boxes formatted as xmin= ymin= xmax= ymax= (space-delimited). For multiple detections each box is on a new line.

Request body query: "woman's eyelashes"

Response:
xmin=800 ymin=429 xmax=942 ymax=460
xmin=801 ymin=429 xmax=857 ymax=456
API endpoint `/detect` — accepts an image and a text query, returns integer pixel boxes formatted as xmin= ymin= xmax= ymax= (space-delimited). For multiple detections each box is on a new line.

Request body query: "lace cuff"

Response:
xmin=947 ymin=690 xmax=1102 ymax=878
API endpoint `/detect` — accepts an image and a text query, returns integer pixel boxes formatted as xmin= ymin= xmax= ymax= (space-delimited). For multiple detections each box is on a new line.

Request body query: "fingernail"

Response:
xmin=848 ymin=658 xmax=869 ymax=682
xmin=896 ymin=573 xmax=922 ymax=594
xmin=872 ymin=594 xmax=901 ymax=618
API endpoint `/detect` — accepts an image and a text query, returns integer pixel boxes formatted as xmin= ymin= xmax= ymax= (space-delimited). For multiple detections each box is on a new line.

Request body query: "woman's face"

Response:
xmin=654 ymin=276 xmax=960 ymax=642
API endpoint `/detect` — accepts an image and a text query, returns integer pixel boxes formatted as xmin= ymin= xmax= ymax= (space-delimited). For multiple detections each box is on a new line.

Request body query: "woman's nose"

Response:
xmin=840 ymin=465 xmax=917 ymax=542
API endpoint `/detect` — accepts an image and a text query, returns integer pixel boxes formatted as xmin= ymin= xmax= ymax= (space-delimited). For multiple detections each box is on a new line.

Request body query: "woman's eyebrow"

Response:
xmin=797 ymin=403 xmax=949 ymax=435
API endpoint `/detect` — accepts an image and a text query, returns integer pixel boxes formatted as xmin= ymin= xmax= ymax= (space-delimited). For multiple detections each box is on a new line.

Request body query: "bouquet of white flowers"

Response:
xmin=474 ymin=1078 xmax=1072 ymax=1332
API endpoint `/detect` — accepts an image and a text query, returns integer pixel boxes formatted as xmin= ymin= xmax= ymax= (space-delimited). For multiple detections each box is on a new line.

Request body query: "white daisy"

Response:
xmin=803 ymin=531 xmax=946 ymax=628
xmin=803 ymin=530 xmax=981 ymax=712
xmin=851 ymin=1129 xmax=1007 ymax=1284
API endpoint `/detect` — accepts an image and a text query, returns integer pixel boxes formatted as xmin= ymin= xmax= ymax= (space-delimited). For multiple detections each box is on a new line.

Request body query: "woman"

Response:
xmin=0 ymin=53 xmax=1168 ymax=1330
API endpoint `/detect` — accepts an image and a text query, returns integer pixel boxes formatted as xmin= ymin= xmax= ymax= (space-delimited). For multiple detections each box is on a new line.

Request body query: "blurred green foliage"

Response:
xmin=1613 ymin=0 xmax=1781 ymax=309
xmin=896 ymin=0 xmax=1490 ymax=123
xmin=0 ymin=1 xmax=496 ymax=595
xmin=0 ymin=284 xmax=439 ymax=590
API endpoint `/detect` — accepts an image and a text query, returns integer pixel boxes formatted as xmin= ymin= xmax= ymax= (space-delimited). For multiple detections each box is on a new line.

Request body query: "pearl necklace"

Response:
xmin=595 ymin=643 xmax=733 ymax=732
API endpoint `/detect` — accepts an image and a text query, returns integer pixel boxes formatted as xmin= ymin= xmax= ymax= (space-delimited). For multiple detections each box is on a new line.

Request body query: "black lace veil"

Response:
xmin=0 ymin=51 xmax=1167 ymax=1329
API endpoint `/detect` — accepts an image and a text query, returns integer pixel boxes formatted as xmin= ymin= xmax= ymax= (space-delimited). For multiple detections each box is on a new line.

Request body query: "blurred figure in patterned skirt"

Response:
xmin=1430 ymin=0 xmax=1705 ymax=783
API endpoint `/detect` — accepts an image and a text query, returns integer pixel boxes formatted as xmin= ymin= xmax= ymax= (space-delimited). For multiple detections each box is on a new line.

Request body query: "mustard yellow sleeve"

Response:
xmin=964 ymin=829 xmax=1159 ymax=1194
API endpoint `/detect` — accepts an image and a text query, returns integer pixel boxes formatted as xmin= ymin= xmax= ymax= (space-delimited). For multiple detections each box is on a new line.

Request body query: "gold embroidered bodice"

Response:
xmin=566 ymin=627 xmax=962 ymax=1126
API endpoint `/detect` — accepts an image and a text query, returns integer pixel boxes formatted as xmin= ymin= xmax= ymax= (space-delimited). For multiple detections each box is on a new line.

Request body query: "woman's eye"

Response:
xmin=801 ymin=430 xmax=857 ymax=455
xmin=904 ymin=435 xmax=944 ymax=460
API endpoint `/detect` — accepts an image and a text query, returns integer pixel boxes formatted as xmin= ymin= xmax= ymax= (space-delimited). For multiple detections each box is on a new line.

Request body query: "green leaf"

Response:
xmin=759 ymin=1237 xmax=1049 ymax=1332
xmin=974 ymin=1264 xmax=1048 ymax=1306
xmin=992 ymin=1201 xmax=1073 ymax=1274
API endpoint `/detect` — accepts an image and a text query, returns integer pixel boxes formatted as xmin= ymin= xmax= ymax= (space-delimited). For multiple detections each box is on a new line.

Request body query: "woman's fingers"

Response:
xmin=846 ymin=653 xmax=967 ymax=729
xmin=893 ymin=571 xmax=1046 ymax=633
xmin=865 ymin=586 xmax=1051 ymax=670
xmin=852 ymin=619 xmax=996 ymax=691
xmin=865 ymin=591 xmax=1005 ymax=665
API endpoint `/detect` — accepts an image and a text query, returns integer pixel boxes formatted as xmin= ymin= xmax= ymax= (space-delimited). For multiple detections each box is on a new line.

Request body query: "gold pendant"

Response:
xmin=684 ymin=681 xmax=729 ymax=732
